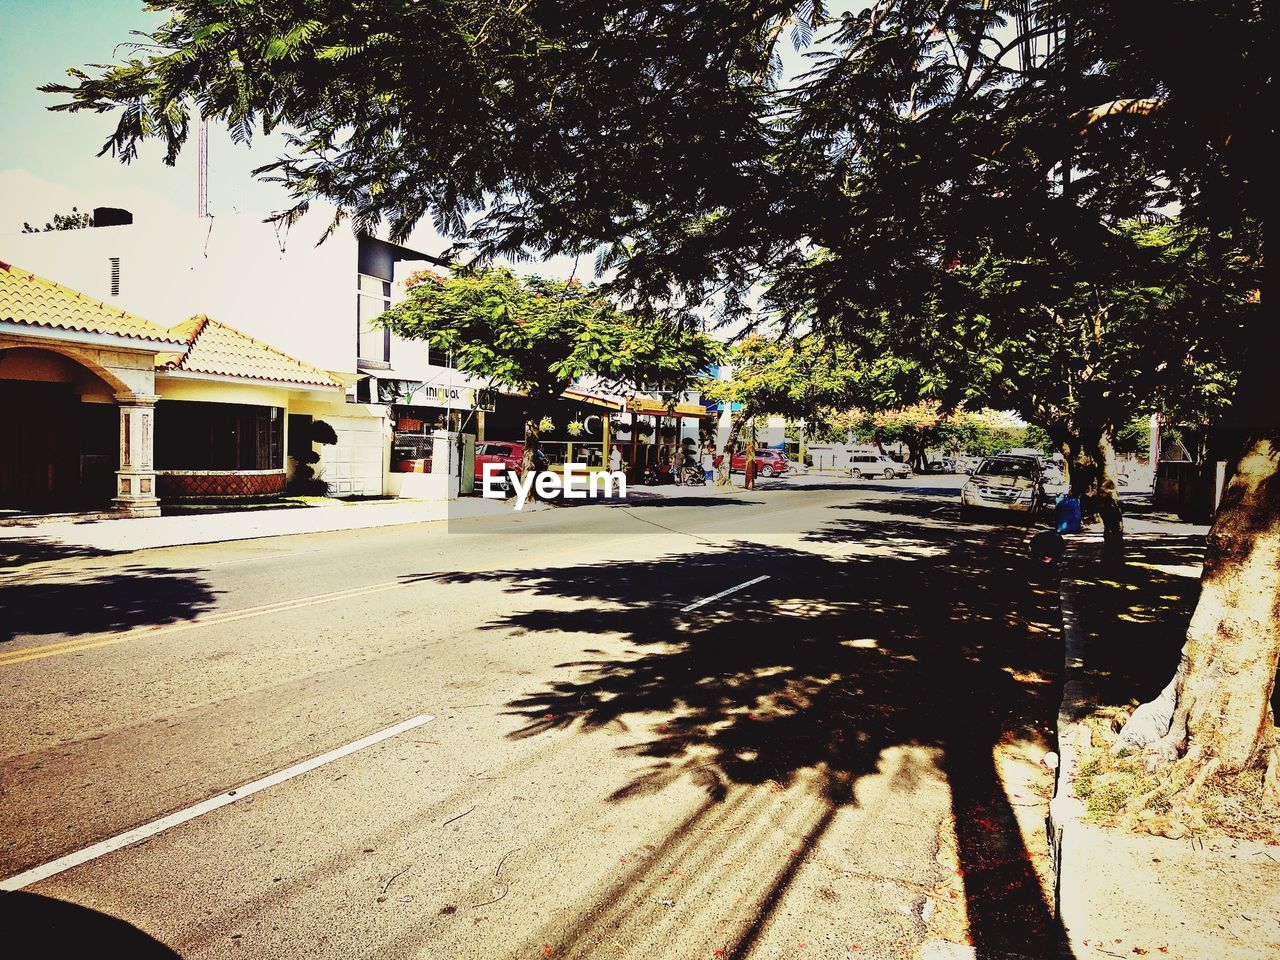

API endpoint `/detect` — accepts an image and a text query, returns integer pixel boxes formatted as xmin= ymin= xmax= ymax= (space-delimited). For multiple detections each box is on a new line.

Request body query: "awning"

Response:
xmin=626 ymin=397 xmax=710 ymax=418
xmin=562 ymin=387 xmax=626 ymax=410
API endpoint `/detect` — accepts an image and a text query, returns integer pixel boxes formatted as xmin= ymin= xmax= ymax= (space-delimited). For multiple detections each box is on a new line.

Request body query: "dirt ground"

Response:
xmin=1069 ymin=525 xmax=1280 ymax=845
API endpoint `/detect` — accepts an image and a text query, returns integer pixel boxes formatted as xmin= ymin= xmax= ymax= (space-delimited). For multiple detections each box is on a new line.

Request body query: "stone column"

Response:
xmin=113 ymin=393 xmax=161 ymax=517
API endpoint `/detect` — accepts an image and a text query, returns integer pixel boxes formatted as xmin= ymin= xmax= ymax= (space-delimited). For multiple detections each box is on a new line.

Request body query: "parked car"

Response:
xmin=960 ymin=456 xmax=1045 ymax=519
xmin=927 ymin=458 xmax=956 ymax=473
xmin=475 ymin=441 xmax=525 ymax=486
xmin=1041 ymin=463 xmax=1067 ymax=493
xmin=850 ymin=453 xmax=911 ymax=479
xmin=728 ymin=449 xmax=791 ymax=477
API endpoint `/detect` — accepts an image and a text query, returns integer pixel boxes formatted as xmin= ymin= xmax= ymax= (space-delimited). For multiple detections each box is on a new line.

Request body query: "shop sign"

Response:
xmin=402 ymin=383 xmax=496 ymax=412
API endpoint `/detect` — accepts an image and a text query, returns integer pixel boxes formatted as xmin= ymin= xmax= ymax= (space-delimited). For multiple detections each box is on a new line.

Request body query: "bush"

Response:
xmin=288 ymin=419 xmax=338 ymax=495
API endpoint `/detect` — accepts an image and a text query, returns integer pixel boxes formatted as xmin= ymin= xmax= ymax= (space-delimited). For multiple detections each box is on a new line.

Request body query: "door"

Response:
xmin=0 ymin=381 xmax=78 ymax=509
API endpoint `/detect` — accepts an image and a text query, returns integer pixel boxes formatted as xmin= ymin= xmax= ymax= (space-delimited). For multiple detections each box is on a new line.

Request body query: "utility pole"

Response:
xmin=196 ymin=118 xmax=209 ymax=218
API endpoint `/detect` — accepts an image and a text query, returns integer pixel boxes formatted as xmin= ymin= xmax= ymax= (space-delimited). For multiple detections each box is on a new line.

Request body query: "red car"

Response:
xmin=726 ymin=449 xmax=790 ymax=477
xmin=475 ymin=441 xmax=525 ymax=483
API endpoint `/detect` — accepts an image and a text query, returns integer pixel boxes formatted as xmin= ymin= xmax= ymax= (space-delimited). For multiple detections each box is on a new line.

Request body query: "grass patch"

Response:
xmin=1073 ymin=707 xmax=1280 ymax=843
xmin=1074 ymin=741 xmax=1161 ymax=821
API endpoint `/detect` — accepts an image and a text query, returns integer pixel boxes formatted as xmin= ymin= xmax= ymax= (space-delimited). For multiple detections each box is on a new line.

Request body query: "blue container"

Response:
xmin=1055 ymin=495 xmax=1082 ymax=534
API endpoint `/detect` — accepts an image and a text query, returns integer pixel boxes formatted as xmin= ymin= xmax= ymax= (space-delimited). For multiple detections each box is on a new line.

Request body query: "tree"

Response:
xmin=941 ymin=220 xmax=1254 ymax=554
xmin=699 ymin=335 xmax=864 ymax=488
xmin=816 ymin=405 xmax=1028 ymax=467
xmin=377 ymin=267 xmax=719 ymax=477
xmin=21 ymin=206 xmax=91 ymax=233
xmin=50 ymin=0 xmax=1275 ymax=803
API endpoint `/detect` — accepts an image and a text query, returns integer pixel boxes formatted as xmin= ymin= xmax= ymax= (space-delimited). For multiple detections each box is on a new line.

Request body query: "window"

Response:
xmin=975 ymin=459 xmax=1036 ymax=479
xmin=155 ymin=401 xmax=284 ymax=470
xmin=357 ymin=273 xmax=392 ymax=363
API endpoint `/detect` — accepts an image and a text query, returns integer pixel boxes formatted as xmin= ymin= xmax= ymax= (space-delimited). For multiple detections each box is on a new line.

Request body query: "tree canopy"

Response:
xmin=378 ymin=266 xmax=719 ymax=409
xmin=21 ymin=206 xmax=91 ymax=233
xmin=828 ymin=405 xmax=1028 ymax=467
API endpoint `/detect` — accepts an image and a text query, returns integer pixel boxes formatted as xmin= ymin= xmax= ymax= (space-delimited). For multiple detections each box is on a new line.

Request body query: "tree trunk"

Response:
xmin=1065 ymin=424 xmax=1124 ymax=557
xmin=522 ymin=417 xmax=540 ymax=479
xmin=521 ymin=393 xmax=559 ymax=491
xmin=744 ymin=421 xmax=758 ymax=490
xmin=906 ymin=439 xmax=927 ymax=472
xmin=718 ymin=408 xmax=749 ymax=486
xmin=1116 ymin=430 xmax=1280 ymax=802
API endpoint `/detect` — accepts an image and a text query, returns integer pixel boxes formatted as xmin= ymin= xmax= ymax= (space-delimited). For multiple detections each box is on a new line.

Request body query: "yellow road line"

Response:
xmin=2 ymin=491 xmax=855 ymax=668
xmin=0 ymin=581 xmax=405 ymax=667
xmin=0 ymin=533 xmax=611 ymax=668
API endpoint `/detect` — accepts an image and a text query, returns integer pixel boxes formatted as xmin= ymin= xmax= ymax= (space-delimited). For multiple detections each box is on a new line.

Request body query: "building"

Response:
xmin=0 ymin=262 xmax=354 ymax=515
xmin=3 ymin=209 xmax=716 ymax=507
xmin=3 ymin=207 xmax=496 ymax=498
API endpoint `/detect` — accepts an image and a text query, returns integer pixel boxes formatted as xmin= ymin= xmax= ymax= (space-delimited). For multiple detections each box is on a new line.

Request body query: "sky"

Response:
xmin=0 ymin=0 xmax=583 ymax=270
xmin=0 ymin=1 xmax=304 ymax=234
xmin=0 ymin=2 xmax=864 ymax=269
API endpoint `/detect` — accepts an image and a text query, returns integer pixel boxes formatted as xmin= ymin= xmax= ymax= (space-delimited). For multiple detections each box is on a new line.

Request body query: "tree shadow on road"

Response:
xmin=402 ymin=502 xmax=1072 ymax=957
xmin=0 ymin=548 xmax=218 ymax=644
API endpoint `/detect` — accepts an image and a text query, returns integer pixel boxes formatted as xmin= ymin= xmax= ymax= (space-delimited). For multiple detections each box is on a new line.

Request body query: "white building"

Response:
xmin=3 ymin=206 xmax=491 ymax=498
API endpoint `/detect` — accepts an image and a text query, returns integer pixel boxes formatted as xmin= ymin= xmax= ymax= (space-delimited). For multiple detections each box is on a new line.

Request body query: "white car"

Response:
xmin=961 ymin=456 xmax=1044 ymax=518
xmin=849 ymin=454 xmax=912 ymax=479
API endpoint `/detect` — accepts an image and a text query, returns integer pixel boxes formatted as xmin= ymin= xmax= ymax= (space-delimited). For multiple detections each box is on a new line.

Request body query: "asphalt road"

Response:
xmin=0 ymin=475 xmax=1065 ymax=959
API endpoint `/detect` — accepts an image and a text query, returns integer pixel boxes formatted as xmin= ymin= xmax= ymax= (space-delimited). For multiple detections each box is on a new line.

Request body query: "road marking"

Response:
xmin=681 ymin=575 xmax=771 ymax=612
xmin=3 ymin=490 xmax=858 ymax=666
xmin=0 ymin=580 xmax=409 ymax=667
xmin=0 ymin=714 xmax=435 ymax=893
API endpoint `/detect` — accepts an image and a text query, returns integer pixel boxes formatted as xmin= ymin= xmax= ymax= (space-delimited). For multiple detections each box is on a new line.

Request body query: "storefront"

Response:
xmin=389 ymin=382 xmax=495 ymax=473
xmin=615 ymin=396 xmax=714 ymax=479
xmin=482 ymin=389 xmax=623 ymax=471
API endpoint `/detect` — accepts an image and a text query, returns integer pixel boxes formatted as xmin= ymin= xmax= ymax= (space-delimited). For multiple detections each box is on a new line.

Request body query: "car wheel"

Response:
xmin=761 ymin=465 xmax=775 ymax=477
xmin=850 ymin=468 xmax=862 ymax=480
xmin=883 ymin=468 xmax=895 ymax=479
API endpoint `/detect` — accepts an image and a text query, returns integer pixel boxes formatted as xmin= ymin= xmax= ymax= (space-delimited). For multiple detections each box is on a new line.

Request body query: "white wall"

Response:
xmin=4 ymin=210 xmax=360 ymax=375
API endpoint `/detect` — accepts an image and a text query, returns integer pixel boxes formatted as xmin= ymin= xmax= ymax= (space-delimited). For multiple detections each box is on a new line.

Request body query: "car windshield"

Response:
xmin=976 ymin=459 xmax=1035 ymax=479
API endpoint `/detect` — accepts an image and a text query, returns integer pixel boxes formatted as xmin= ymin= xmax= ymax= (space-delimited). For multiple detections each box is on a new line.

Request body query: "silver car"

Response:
xmin=849 ymin=453 xmax=912 ymax=479
xmin=960 ymin=456 xmax=1044 ymax=518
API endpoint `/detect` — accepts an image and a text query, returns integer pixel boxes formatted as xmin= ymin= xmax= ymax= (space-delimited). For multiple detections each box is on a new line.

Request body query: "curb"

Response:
xmin=1046 ymin=534 xmax=1100 ymax=933
xmin=1047 ymin=545 xmax=1087 ymax=903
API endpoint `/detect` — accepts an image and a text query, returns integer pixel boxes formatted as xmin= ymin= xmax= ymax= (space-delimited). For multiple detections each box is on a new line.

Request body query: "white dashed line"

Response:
xmin=681 ymin=575 xmax=771 ymax=612
xmin=0 ymin=714 xmax=435 ymax=892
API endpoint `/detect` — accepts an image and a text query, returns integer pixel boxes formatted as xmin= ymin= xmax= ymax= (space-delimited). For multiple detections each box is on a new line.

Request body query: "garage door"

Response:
xmin=318 ymin=414 xmax=386 ymax=497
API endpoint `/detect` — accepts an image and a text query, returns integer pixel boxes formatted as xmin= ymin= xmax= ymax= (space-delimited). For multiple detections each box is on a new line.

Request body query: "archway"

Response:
xmin=0 ymin=345 xmax=125 ymax=512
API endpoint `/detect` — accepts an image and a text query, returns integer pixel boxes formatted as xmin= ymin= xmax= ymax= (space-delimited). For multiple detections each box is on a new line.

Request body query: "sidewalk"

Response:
xmin=0 ymin=497 xmax=517 ymax=560
xmin=1050 ymin=518 xmax=1280 ymax=960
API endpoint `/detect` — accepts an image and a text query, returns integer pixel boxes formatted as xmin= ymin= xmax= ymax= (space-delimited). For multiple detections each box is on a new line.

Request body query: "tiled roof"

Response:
xmin=0 ymin=260 xmax=183 ymax=344
xmin=160 ymin=315 xmax=341 ymax=389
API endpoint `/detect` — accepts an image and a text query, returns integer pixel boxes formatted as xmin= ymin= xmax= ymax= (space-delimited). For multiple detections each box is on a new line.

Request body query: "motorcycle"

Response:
xmin=679 ymin=463 xmax=707 ymax=485
xmin=642 ymin=462 xmax=673 ymax=485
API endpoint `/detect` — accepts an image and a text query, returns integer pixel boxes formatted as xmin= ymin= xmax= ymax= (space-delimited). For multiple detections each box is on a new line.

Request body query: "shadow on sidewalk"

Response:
xmin=0 ymin=535 xmax=117 ymax=570
xmin=403 ymin=503 xmax=1072 ymax=957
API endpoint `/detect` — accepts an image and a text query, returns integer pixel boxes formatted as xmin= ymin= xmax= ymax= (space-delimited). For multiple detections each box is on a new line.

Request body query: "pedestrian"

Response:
xmin=531 ymin=443 xmax=550 ymax=500
xmin=701 ymin=444 xmax=715 ymax=482
xmin=672 ymin=444 xmax=685 ymax=484
xmin=609 ymin=444 xmax=623 ymax=473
